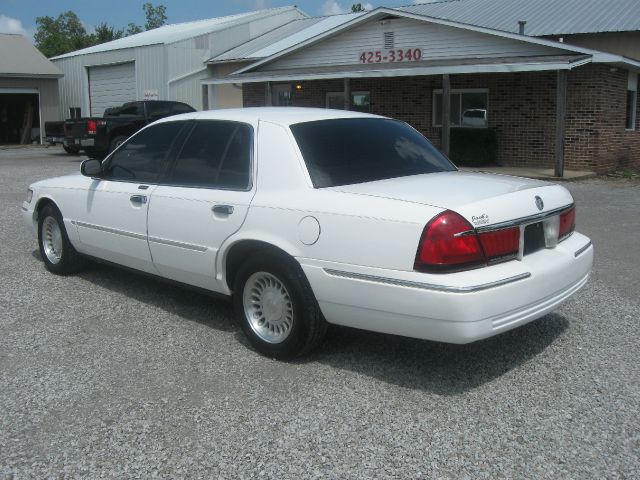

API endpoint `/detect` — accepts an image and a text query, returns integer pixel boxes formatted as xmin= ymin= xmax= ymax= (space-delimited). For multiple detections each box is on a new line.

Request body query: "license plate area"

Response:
xmin=523 ymin=222 xmax=546 ymax=256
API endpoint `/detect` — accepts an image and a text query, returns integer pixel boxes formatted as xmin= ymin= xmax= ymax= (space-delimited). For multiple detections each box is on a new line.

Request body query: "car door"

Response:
xmin=147 ymin=120 xmax=255 ymax=291
xmin=74 ymin=120 xmax=188 ymax=274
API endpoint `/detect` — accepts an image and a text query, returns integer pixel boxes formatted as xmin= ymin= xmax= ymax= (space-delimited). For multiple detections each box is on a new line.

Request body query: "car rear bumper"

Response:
xmin=22 ymin=201 xmax=36 ymax=235
xmin=299 ymin=232 xmax=593 ymax=344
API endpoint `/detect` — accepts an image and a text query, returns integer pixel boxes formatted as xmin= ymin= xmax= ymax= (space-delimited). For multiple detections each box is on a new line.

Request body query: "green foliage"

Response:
xmin=143 ymin=2 xmax=168 ymax=30
xmin=34 ymin=3 xmax=167 ymax=58
xmin=449 ymin=128 xmax=498 ymax=166
xmin=351 ymin=3 xmax=366 ymax=12
xmin=92 ymin=22 xmax=124 ymax=44
xmin=34 ymin=11 xmax=92 ymax=58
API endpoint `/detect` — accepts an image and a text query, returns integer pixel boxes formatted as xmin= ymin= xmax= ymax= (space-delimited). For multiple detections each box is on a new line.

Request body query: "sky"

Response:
xmin=0 ymin=0 xmax=432 ymax=40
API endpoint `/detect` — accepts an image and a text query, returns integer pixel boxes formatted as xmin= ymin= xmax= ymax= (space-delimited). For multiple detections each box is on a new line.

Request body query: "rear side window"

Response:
xmin=103 ymin=121 xmax=185 ymax=183
xmin=290 ymin=118 xmax=455 ymax=188
xmin=169 ymin=120 xmax=252 ymax=190
xmin=173 ymin=103 xmax=195 ymax=114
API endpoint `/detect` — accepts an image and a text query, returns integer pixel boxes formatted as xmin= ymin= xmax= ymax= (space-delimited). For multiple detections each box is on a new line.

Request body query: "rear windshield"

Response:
xmin=290 ymin=118 xmax=455 ymax=188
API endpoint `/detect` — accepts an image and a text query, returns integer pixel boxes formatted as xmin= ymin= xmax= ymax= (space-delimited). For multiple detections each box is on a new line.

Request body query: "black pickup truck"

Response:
xmin=63 ymin=100 xmax=195 ymax=158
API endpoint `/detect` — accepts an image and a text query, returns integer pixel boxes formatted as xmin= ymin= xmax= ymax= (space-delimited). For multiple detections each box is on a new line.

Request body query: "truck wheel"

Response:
xmin=109 ymin=136 xmax=127 ymax=153
xmin=233 ymin=255 xmax=327 ymax=359
xmin=38 ymin=204 xmax=85 ymax=275
xmin=63 ymin=145 xmax=80 ymax=155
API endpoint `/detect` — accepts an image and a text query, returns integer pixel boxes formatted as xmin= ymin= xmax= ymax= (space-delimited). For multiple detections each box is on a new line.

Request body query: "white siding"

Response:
xmin=266 ymin=18 xmax=568 ymax=71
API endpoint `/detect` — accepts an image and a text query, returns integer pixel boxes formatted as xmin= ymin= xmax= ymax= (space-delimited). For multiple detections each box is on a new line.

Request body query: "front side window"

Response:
xmin=103 ymin=121 xmax=185 ymax=183
xmin=290 ymin=118 xmax=455 ymax=188
xmin=626 ymin=72 xmax=638 ymax=130
xmin=433 ymin=89 xmax=488 ymax=128
xmin=169 ymin=120 xmax=252 ymax=190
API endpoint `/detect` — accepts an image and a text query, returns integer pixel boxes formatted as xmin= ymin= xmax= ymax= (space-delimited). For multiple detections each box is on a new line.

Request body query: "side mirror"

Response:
xmin=81 ymin=159 xmax=102 ymax=177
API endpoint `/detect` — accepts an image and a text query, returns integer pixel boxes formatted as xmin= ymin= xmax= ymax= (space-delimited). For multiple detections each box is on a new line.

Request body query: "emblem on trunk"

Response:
xmin=535 ymin=196 xmax=544 ymax=211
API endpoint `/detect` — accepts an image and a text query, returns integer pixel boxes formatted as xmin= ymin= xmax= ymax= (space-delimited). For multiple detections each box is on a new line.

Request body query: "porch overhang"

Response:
xmin=202 ymin=54 xmax=591 ymax=85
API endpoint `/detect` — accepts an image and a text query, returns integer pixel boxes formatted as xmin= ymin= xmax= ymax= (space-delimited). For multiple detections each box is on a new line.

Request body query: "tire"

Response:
xmin=37 ymin=204 xmax=84 ymax=275
xmin=109 ymin=135 xmax=127 ymax=154
xmin=233 ymin=255 xmax=327 ymax=359
xmin=63 ymin=145 xmax=80 ymax=155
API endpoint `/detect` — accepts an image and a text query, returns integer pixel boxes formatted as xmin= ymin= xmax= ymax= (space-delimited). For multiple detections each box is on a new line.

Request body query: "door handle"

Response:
xmin=212 ymin=204 xmax=234 ymax=215
xmin=130 ymin=195 xmax=147 ymax=204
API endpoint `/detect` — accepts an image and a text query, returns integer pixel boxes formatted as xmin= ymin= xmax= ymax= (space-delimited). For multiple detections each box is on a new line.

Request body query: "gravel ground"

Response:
xmin=1 ymin=146 xmax=639 ymax=479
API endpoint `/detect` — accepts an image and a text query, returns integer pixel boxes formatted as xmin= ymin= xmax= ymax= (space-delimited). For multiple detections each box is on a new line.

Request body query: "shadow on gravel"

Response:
xmin=305 ymin=315 xmax=569 ymax=395
xmin=73 ymin=261 xmax=236 ymax=333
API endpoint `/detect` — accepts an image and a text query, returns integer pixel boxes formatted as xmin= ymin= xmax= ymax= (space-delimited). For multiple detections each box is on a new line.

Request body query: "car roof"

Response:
xmin=155 ymin=107 xmax=385 ymax=127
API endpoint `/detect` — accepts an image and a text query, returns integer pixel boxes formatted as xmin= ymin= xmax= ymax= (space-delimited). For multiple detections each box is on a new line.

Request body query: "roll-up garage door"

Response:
xmin=88 ymin=62 xmax=136 ymax=117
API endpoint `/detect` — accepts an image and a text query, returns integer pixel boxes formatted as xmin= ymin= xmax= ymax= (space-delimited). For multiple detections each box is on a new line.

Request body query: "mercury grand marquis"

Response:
xmin=22 ymin=108 xmax=593 ymax=358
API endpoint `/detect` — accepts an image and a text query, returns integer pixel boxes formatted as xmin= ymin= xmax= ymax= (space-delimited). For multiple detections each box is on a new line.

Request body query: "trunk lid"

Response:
xmin=327 ymin=171 xmax=574 ymax=227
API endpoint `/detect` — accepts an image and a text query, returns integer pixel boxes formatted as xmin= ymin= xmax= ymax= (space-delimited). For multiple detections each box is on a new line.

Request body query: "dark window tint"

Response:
xmin=146 ymin=101 xmax=173 ymax=120
xmin=290 ymin=118 xmax=455 ymax=188
xmin=118 ymin=103 xmax=142 ymax=116
xmin=173 ymin=103 xmax=195 ymax=114
xmin=103 ymin=121 xmax=185 ymax=183
xmin=170 ymin=120 xmax=252 ymax=189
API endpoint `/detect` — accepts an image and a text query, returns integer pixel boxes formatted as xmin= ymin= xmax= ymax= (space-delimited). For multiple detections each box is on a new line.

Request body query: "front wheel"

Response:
xmin=38 ymin=204 xmax=84 ymax=275
xmin=233 ymin=256 xmax=327 ymax=359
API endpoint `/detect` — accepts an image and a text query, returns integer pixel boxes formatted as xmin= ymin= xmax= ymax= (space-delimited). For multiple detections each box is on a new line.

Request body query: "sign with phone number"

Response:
xmin=359 ymin=48 xmax=423 ymax=64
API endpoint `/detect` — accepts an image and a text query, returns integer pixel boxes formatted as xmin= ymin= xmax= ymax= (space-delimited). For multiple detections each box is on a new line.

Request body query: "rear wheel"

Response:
xmin=63 ymin=145 xmax=80 ymax=155
xmin=38 ymin=204 xmax=84 ymax=275
xmin=233 ymin=255 xmax=327 ymax=359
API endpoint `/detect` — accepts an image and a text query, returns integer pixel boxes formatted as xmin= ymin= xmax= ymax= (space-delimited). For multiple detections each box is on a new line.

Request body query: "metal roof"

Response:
xmin=0 ymin=33 xmax=63 ymax=77
xmin=399 ymin=0 xmax=640 ymax=36
xmin=51 ymin=6 xmax=303 ymax=60
xmin=209 ymin=12 xmax=364 ymax=63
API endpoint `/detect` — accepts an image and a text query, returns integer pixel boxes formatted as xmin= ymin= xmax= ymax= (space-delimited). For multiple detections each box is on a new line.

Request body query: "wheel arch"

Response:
xmin=222 ymin=238 xmax=303 ymax=294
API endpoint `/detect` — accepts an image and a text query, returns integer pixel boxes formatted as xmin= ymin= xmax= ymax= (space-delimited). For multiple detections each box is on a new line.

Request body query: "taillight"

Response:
xmin=414 ymin=211 xmax=484 ymax=272
xmin=63 ymin=123 xmax=69 ymax=135
xmin=478 ymin=227 xmax=520 ymax=260
xmin=87 ymin=120 xmax=97 ymax=135
xmin=559 ymin=206 xmax=575 ymax=239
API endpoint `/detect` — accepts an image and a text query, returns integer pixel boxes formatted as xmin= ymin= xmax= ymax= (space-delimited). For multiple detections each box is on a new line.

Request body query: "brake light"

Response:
xmin=414 ymin=211 xmax=484 ymax=272
xmin=478 ymin=227 xmax=520 ymax=259
xmin=63 ymin=123 xmax=69 ymax=135
xmin=559 ymin=206 xmax=575 ymax=239
xmin=87 ymin=120 xmax=97 ymax=135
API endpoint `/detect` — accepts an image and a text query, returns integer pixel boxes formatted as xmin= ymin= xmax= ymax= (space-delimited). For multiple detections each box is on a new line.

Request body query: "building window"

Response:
xmin=626 ymin=72 xmax=638 ymax=130
xmin=271 ymin=84 xmax=293 ymax=106
xmin=326 ymin=91 xmax=370 ymax=112
xmin=433 ymin=89 xmax=488 ymax=128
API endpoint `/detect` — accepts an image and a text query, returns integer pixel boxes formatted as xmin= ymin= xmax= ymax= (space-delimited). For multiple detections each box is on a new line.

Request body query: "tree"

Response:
xmin=126 ymin=23 xmax=144 ymax=36
xmin=143 ymin=3 xmax=167 ymax=30
xmin=34 ymin=11 xmax=92 ymax=58
xmin=92 ymin=22 xmax=124 ymax=44
xmin=351 ymin=3 xmax=366 ymax=12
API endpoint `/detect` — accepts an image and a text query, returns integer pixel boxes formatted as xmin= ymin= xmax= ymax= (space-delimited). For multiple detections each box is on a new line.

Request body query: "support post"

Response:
xmin=441 ymin=73 xmax=451 ymax=157
xmin=265 ymin=81 xmax=272 ymax=106
xmin=344 ymin=77 xmax=351 ymax=110
xmin=555 ymin=70 xmax=567 ymax=177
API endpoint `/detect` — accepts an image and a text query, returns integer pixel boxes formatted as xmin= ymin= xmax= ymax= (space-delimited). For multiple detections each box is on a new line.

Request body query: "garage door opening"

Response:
xmin=0 ymin=92 xmax=40 ymax=145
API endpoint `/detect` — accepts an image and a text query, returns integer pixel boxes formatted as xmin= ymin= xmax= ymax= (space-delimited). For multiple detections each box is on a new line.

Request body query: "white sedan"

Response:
xmin=22 ymin=108 xmax=593 ymax=358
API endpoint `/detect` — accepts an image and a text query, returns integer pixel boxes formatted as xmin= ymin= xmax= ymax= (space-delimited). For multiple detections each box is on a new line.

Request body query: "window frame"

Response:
xmin=100 ymin=120 xmax=191 ymax=185
xmin=163 ymin=119 xmax=255 ymax=192
xmin=271 ymin=84 xmax=293 ymax=106
xmin=626 ymin=72 xmax=638 ymax=131
xmin=432 ymin=88 xmax=489 ymax=129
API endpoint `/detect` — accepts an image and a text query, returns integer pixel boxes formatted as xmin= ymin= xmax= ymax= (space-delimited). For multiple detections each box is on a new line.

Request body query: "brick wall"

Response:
xmin=243 ymin=65 xmax=640 ymax=172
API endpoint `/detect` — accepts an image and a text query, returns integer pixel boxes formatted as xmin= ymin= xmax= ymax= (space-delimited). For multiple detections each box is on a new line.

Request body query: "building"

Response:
xmin=50 ymin=6 xmax=305 ymax=119
xmin=205 ymin=3 xmax=640 ymax=174
xmin=0 ymin=33 xmax=62 ymax=145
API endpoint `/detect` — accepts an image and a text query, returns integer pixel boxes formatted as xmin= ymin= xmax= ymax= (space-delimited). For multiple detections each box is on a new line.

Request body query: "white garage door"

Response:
xmin=88 ymin=62 xmax=136 ymax=117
